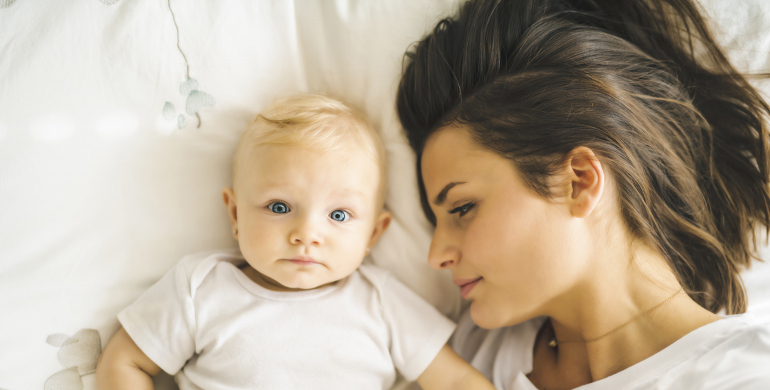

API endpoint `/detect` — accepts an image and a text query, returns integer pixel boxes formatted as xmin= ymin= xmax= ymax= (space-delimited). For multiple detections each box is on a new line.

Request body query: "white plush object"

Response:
xmin=0 ymin=0 xmax=769 ymax=389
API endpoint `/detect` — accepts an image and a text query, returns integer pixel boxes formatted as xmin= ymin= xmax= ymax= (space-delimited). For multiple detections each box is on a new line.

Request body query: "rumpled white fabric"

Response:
xmin=451 ymin=312 xmax=770 ymax=389
xmin=0 ymin=1 xmax=461 ymax=389
xmin=119 ymin=251 xmax=456 ymax=390
xmin=0 ymin=0 xmax=769 ymax=389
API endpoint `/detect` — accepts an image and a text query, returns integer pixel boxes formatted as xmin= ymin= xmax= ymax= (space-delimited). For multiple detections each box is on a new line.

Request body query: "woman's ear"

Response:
xmin=222 ymin=188 xmax=239 ymax=239
xmin=564 ymin=147 xmax=604 ymax=218
xmin=366 ymin=211 xmax=392 ymax=250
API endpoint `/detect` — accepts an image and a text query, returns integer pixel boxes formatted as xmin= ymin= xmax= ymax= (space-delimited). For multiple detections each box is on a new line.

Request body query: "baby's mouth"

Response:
xmin=285 ymin=256 xmax=321 ymax=266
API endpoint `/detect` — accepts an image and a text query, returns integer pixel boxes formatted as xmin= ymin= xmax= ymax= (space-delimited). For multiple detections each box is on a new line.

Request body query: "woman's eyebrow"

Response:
xmin=434 ymin=182 xmax=466 ymax=206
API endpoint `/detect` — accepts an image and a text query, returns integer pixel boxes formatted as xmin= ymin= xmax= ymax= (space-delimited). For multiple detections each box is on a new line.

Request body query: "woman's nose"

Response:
xmin=427 ymin=227 xmax=459 ymax=270
xmin=289 ymin=217 xmax=324 ymax=246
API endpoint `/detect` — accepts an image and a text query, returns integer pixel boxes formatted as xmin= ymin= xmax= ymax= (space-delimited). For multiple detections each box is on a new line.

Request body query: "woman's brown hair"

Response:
xmin=397 ymin=0 xmax=770 ymax=314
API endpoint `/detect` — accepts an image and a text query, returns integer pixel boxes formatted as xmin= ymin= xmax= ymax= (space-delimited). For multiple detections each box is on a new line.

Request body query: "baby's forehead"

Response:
xmin=246 ymin=140 xmax=376 ymax=166
xmin=242 ymin=143 xmax=382 ymax=187
xmin=249 ymin=134 xmax=367 ymax=155
xmin=236 ymin=144 xmax=383 ymax=211
xmin=232 ymin=105 xmax=387 ymax=206
xmin=256 ymin=176 xmax=373 ymax=200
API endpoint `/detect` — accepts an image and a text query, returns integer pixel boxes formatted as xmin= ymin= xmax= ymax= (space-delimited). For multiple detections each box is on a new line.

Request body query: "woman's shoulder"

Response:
xmin=723 ymin=310 xmax=770 ymax=345
xmin=687 ymin=311 xmax=770 ymax=363
xmin=686 ymin=312 xmax=770 ymax=386
xmin=612 ymin=311 xmax=770 ymax=390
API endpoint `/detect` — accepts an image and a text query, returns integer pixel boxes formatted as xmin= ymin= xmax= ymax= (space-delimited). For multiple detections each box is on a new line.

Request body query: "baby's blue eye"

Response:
xmin=330 ymin=210 xmax=349 ymax=222
xmin=269 ymin=202 xmax=290 ymax=214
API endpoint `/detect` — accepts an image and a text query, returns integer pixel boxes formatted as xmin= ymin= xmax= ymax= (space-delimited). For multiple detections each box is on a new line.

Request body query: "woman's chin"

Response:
xmin=470 ymin=300 xmax=531 ymax=330
xmin=469 ymin=300 xmax=506 ymax=329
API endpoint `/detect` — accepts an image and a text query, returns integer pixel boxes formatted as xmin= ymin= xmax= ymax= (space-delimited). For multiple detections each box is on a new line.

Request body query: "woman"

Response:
xmin=397 ymin=0 xmax=770 ymax=388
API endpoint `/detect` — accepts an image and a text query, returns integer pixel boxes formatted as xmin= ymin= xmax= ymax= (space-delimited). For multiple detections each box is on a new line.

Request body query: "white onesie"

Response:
xmin=119 ymin=250 xmax=456 ymax=390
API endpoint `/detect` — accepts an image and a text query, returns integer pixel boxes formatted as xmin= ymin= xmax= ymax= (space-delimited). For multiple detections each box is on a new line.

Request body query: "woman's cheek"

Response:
xmin=465 ymin=202 xmax=524 ymax=270
xmin=461 ymin=216 xmax=494 ymax=270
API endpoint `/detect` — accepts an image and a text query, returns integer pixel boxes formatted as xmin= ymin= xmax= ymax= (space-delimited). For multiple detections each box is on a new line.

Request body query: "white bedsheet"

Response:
xmin=0 ymin=1 xmax=768 ymax=389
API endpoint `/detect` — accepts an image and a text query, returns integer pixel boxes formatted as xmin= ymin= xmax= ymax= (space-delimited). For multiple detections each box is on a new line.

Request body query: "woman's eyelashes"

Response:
xmin=449 ymin=202 xmax=475 ymax=217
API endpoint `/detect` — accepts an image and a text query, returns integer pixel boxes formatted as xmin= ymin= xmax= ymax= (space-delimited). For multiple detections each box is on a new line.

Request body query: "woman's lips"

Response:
xmin=454 ymin=277 xmax=483 ymax=299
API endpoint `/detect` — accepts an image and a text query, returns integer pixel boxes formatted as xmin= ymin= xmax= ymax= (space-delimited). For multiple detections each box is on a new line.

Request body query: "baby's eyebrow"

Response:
xmin=434 ymin=182 xmax=465 ymax=206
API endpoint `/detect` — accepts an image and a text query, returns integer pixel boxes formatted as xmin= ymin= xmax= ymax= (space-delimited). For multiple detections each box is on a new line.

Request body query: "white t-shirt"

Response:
xmin=451 ymin=311 xmax=770 ymax=389
xmin=118 ymin=250 xmax=456 ymax=390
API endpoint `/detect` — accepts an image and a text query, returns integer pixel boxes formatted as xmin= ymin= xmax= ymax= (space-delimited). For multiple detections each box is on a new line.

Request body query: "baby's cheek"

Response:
xmin=332 ymin=241 xmax=367 ymax=278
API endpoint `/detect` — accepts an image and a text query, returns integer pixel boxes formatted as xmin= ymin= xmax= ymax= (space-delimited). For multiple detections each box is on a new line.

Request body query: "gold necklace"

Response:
xmin=548 ymin=288 xmax=683 ymax=348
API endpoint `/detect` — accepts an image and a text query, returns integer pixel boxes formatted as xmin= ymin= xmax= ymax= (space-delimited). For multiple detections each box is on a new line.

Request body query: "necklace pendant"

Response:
xmin=548 ymin=338 xmax=557 ymax=348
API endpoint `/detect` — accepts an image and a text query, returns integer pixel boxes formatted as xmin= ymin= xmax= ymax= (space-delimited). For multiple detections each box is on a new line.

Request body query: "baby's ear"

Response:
xmin=367 ymin=210 xmax=392 ymax=249
xmin=222 ymin=188 xmax=239 ymax=239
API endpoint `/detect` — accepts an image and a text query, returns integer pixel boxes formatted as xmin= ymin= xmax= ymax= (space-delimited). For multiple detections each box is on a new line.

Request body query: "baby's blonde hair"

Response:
xmin=233 ymin=94 xmax=387 ymax=208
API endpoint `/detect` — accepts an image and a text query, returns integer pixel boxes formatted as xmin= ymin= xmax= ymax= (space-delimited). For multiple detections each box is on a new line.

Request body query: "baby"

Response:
xmin=96 ymin=94 xmax=494 ymax=390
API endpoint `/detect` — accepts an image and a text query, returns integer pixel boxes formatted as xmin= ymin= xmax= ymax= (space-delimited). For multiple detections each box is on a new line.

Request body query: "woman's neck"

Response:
xmin=534 ymin=242 xmax=721 ymax=384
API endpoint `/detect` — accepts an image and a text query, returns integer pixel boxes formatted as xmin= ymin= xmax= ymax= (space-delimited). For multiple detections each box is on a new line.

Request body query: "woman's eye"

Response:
xmin=329 ymin=210 xmax=350 ymax=222
xmin=448 ymin=202 xmax=474 ymax=217
xmin=268 ymin=202 xmax=290 ymax=214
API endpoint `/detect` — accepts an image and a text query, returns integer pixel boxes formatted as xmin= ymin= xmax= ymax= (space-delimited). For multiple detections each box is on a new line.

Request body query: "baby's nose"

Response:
xmin=289 ymin=220 xmax=324 ymax=246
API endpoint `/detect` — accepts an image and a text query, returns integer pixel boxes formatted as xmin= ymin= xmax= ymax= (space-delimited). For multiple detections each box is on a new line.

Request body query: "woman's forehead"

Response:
xmin=421 ymin=127 xmax=504 ymax=198
xmin=422 ymin=125 xmax=477 ymax=162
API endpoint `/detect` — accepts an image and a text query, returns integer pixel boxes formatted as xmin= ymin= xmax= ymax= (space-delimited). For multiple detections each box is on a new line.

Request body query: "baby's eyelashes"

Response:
xmin=266 ymin=202 xmax=353 ymax=222
xmin=330 ymin=210 xmax=350 ymax=222
xmin=268 ymin=202 xmax=290 ymax=214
